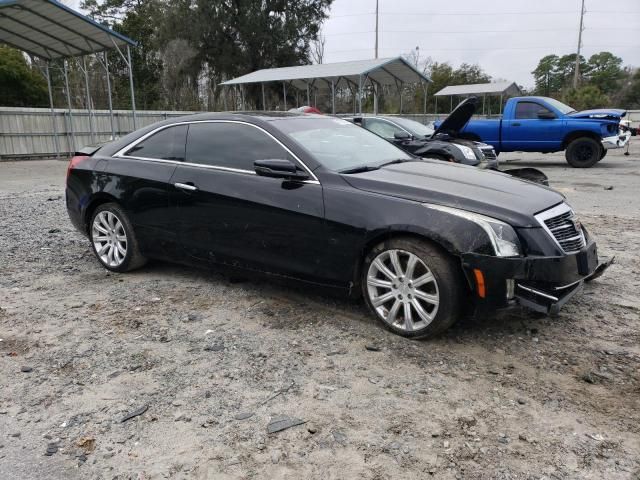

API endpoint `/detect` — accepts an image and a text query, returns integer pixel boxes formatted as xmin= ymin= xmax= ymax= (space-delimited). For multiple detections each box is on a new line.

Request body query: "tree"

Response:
xmin=621 ymin=69 xmax=640 ymax=108
xmin=310 ymin=31 xmax=326 ymax=64
xmin=562 ymin=85 xmax=609 ymax=110
xmin=532 ymin=54 xmax=561 ymax=96
xmin=586 ymin=51 xmax=623 ymax=95
xmin=0 ymin=46 xmax=48 ymax=107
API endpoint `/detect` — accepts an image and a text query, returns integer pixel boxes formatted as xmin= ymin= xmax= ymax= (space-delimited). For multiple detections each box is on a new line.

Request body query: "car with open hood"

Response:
xmin=449 ymin=96 xmax=631 ymax=168
xmin=348 ymin=98 xmax=548 ymax=185
xmin=66 ymin=112 xmax=610 ymax=339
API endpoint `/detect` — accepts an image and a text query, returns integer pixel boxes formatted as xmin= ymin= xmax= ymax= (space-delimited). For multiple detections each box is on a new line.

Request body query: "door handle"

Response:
xmin=174 ymin=182 xmax=198 ymax=192
xmin=512 ymin=122 xmax=521 ymax=127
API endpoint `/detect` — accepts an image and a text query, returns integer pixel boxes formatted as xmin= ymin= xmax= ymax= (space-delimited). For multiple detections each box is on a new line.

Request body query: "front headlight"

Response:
xmin=426 ymin=205 xmax=521 ymax=257
xmin=453 ymin=144 xmax=478 ymax=161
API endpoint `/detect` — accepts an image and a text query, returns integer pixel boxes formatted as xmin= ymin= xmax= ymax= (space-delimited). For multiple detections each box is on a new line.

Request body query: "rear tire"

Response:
xmin=565 ymin=137 xmax=601 ymax=168
xmin=90 ymin=203 xmax=147 ymax=273
xmin=362 ymin=237 xmax=463 ymax=339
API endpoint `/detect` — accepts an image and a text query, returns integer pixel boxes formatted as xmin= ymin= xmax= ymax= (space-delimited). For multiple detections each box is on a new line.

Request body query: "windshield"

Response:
xmin=273 ymin=117 xmax=412 ymax=172
xmin=388 ymin=117 xmax=434 ymax=138
xmin=543 ymin=97 xmax=576 ymax=114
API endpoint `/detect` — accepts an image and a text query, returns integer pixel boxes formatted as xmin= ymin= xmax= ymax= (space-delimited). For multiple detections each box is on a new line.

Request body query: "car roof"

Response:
xmin=99 ymin=111 xmax=325 ymax=156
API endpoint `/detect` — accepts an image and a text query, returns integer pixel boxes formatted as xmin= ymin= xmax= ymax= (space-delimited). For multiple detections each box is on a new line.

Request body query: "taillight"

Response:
xmin=66 ymin=155 xmax=89 ymax=181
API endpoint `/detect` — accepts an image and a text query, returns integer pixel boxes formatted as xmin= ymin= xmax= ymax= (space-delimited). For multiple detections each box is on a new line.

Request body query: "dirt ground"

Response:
xmin=1 ymin=141 xmax=639 ymax=479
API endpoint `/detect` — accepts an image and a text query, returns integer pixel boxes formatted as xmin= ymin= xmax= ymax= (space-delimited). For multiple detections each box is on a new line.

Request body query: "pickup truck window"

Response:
xmin=515 ymin=102 xmax=555 ymax=120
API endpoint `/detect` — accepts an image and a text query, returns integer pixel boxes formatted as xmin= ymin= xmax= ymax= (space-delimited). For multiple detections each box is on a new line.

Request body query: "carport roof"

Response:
xmin=220 ymin=57 xmax=432 ymax=91
xmin=0 ymin=0 xmax=136 ymax=60
xmin=434 ymin=81 xmax=521 ymax=97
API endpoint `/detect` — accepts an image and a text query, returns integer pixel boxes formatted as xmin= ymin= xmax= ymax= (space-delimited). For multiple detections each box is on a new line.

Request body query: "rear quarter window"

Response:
xmin=126 ymin=125 xmax=188 ymax=161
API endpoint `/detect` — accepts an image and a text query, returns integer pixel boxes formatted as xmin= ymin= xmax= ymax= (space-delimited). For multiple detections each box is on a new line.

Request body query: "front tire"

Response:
xmin=565 ymin=137 xmax=601 ymax=168
xmin=599 ymin=148 xmax=607 ymax=161
xmin=362 ymin=237 xmax=463 ymax=339
xmin=90 ymin=203 xmax=147 ymax=272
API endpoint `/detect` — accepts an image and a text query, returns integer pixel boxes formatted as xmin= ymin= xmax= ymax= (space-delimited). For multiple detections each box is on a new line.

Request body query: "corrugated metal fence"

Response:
xmin=0 ymin=107 xmax=195 ymax=160
xmin=2 ymin=106 xmax=639 ymax=161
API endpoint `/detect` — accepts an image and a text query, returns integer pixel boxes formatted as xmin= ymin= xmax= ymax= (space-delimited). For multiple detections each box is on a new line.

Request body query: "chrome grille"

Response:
xmin=535 ymin=203 xmax=586 ymax=253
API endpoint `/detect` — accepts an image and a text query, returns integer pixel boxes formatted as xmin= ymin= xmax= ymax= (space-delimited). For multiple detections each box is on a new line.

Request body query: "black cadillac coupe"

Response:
xmin=66 ymin=112 xmax=608 ymax=339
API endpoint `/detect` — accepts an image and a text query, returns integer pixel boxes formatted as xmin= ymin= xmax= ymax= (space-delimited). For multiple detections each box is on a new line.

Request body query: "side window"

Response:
xmin=186 ymin=122 xmax=294 ymax=171
xmin=365 ymin=119 xmax=403 ymax=139
xmin=126 ymin=125 xmax=187 ymax=161
xmin=515 ymin=102 xmax=554 ymax=120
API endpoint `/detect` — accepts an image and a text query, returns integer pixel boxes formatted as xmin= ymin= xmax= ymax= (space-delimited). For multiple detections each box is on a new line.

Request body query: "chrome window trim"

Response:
xmin=112 ymin=119 xmax=320 ymax=183
xmin=534 ymin=202 xmax=585 ymax=254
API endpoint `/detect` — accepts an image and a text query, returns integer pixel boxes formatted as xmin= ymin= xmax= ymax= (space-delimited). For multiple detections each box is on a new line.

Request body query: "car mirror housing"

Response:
xmin=394 ymin=131 xmax=411 ymax=140
xmin=254 ymin=159 xmax=309 ymax=180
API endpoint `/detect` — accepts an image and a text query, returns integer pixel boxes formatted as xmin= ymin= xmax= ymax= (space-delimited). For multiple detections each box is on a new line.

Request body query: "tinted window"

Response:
xmin=126 ymin=125 xmax=187 ymax=161
xmin=186 ymin=122 xmax=293 ymax=170
xmin=365 ymin=119 xmax=403 ymax=138
xmin=515 ymin=102 xmax=554 ymax=119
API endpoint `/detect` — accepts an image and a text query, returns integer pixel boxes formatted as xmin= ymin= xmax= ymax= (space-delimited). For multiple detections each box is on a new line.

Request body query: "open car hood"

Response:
xmin=433 ymin=96 xmax=478 ymax=135
xmin=567 ymin=109 xmax=626 ymax=120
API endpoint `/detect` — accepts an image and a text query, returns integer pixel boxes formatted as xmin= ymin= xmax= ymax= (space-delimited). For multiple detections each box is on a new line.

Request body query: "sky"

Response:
xmin=67 ymin=0 xmax=640 ymax=89
xmin=321 ymin=0 xmax=640 ymax=88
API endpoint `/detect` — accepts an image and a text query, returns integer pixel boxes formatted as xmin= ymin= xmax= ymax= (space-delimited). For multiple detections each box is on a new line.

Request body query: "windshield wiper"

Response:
xmin=339 ymin=164 xmax=381 ymax=174
xmin=378 ymin=158 xmax=412 ymax=168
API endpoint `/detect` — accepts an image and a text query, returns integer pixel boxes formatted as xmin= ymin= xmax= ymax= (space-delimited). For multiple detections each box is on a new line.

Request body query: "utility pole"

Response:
xmin=573 ymin=0 xmax=585 ymax=88
xmin=374 ymin=0 xmax=379 ymax=59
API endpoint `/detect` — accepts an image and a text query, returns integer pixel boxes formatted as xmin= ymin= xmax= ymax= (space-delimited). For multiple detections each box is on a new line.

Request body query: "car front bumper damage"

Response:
xmin=461 ymin=239 xmax=613 ymax=315
xmin=602 ymin=130 xmax=631 ymax=149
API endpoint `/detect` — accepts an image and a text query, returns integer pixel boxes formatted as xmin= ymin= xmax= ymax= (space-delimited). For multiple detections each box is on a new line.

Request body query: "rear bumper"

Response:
xmin=461 ymin=239 xmax=609 ymax=315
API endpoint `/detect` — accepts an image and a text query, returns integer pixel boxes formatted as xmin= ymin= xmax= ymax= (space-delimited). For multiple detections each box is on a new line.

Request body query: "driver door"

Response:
xmin=169 ymin=121 xmax=327 ymax=282
xmin=502 ymin=101 xmax=565 ymax=150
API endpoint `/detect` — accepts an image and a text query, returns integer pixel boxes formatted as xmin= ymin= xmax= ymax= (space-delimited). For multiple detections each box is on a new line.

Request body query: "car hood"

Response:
xmin=433 ymin=96 xmax=478 ymax=135
xmin=567 ymin=108 xmax=626 ymax=120
xmin=340 ymin=160 xmax=564 ymax=227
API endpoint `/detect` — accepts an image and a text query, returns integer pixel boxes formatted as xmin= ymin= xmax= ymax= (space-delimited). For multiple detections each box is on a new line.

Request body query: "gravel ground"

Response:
xmin=1 ymin=142 xmax=639 ymax=479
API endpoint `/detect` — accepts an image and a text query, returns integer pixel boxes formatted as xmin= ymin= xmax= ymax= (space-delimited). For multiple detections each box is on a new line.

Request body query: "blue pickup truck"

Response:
xmin=441 ymin=96 xmax=630 ymax=168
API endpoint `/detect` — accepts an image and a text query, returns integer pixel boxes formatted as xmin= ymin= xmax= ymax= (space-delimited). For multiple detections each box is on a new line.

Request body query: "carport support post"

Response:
xmin=499 ymin=94 xmax=503 ymax=115
xmin=282 ymin=82 xmax=287 ymax=110
xmin=262 ymin=83 xmax=266 ymax=111
xmin=62 ymin=59 xmax=76 ymax=153
xmin=44 ymin=62 xmax=60 ymax=159
xmin=81 ymin=56 xmax=95 ymax=144
xmin=126 ymin=46 xmax=137 ymax=129
xmin=103 ymin=52 xmax=115 ymax=138
xmin=357 ymin=75 xmax=362 ymax=114
xmin=423 ymin=82 xmax=428 ymax=115
xmin=306 ymin=82 xmax=310 ymax=106
xmin=331 ymin=79 xmax=336 ymax=114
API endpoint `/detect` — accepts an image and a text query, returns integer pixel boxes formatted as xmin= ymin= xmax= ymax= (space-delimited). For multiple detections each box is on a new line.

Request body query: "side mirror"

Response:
xmin=537 ymin=110 xmax=556 ymax=119
xmin=254 ymin=159 xmax=309 ymax=180
xmin=394 ymin=131 xmax=411 ymax=140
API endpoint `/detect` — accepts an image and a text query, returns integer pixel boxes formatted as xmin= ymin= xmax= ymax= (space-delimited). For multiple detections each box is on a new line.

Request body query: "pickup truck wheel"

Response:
xmin=362 ymin=237 xmax=463 ymax=339
xmin=599 ymin=148 xmax=608 ymax=161
xmin=565 ymin=137 xmax=601 ymax=168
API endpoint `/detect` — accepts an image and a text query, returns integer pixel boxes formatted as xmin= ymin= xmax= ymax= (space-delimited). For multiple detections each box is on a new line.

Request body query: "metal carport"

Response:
xmin=220 ymin=57 xmax=432 ymax=115
xmin=434 ymin=81 xmax=522 ymax=115
xmin=0 ymin=0 xmax=137 ymax=157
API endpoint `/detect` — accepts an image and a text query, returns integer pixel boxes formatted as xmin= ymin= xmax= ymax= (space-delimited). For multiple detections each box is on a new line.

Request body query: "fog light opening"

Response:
xmin=473 ymin=269 xmax=486 ymax=298
xmin=506 ymin=279 xmax=515 ymax=300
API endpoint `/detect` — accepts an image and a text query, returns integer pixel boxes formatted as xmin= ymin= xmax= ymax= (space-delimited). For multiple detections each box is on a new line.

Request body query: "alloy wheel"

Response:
xmin=92 ymin=211 xmax=128 ymax=268
xmin=366 ymin=249 xmax=440 ymax=332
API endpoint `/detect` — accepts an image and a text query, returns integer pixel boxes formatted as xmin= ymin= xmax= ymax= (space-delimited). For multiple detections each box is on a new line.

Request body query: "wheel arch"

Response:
xmin=83 ymin=193 xmax=120 ymax=234
xmin=562 ymin=130 xmax=601 ymax=149
xmin=351 ymin=229 xmax=467 ymax=296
